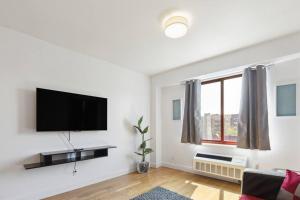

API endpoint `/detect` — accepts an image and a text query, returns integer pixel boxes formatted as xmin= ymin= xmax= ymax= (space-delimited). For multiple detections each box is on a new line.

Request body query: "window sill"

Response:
xmin=202 ymin=142 xmax=237 ymax=148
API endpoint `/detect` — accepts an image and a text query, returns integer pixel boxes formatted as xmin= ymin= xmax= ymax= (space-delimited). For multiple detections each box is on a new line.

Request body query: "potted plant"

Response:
xmin=134 ymin=116 xmax=153 ymax=173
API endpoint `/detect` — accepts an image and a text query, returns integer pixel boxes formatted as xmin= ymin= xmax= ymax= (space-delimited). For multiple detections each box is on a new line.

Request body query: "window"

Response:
xmin=201 ymin=75 xmax=242 ymax=144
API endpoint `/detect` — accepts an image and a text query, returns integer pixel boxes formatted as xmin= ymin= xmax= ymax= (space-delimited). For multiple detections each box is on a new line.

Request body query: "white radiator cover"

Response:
xmin=193 ymin=153 xmax=247 ymax=181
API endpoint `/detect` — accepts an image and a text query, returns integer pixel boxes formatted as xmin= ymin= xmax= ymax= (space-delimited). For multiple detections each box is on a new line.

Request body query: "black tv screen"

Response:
xmin=36 ymin=88 xmax=107 ymax=131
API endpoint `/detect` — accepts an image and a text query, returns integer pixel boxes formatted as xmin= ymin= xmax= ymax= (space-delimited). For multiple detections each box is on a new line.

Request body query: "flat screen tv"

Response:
xmin=36 ymin=88 xmax=107 ymax=131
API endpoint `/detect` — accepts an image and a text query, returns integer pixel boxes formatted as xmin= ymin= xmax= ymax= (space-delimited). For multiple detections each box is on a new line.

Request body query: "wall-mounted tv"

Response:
xmin=36 ymin=88 xmax=107 ymax=132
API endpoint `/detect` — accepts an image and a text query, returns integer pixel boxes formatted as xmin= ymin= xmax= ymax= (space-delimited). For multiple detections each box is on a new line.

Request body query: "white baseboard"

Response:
xmin=161 ymin=161 xmax=194 ymax=173
xmin=150 ymin=162 xmax=162 ymax=168
xmin=13 ymin=161 xmax=238 ymax=200
xmin=14 ymin=167 xmax=137 ymax=200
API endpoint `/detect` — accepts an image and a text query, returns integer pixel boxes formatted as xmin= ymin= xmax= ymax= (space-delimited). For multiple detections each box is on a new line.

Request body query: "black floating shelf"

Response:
xmin=24 ymin=145 xmax=116 ymax=170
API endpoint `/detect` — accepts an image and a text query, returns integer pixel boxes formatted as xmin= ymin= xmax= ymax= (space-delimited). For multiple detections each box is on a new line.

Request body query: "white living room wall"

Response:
xmin=160 ymin=60 xmax=300 ymax=172
xmin=0 ymin=26 xmax=150 ymax=200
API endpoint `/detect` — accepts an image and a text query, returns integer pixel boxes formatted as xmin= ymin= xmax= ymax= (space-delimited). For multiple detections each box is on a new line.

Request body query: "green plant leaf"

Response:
xmin=142 ymin=126 xmax=149 ymax=134
xmin=139 ymin=141 xmax=146 ymax=149
xmin=144 ymin=148 xmax=153 ymax=154
xmin=133 ymin=125 xmax=143 ymax=133
xmin=144 ymin=138 xmax=152 ymax=142
xmin=134 ymin=152 xmax=143 ymax=156
xmin=138 ymin=116 xmax=143 ymax=127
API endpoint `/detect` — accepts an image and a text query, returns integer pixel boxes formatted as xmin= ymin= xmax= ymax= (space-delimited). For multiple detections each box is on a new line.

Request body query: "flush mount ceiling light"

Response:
xmin=164 ymin=16 xmax=188 ymax=39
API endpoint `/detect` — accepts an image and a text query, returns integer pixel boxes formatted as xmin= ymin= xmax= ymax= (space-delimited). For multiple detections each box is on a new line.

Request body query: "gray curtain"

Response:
xmin=238 ymin=65 xmax=271 ymax=150
xmin=181 ymin=80 xmax=202 ymax=144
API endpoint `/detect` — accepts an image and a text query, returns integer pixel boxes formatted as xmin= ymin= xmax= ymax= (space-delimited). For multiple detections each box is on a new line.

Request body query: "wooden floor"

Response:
xmin=45 ymin=167 xmax=241 ymax=200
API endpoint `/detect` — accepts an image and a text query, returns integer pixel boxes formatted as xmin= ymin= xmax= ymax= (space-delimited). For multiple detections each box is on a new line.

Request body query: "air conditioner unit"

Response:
xmin=193 ymin=153 xmax=247 ymax=182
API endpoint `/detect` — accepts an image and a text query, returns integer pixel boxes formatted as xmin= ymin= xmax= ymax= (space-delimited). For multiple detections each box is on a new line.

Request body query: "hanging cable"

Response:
xmin=63 ymin=131 xmax=75 ymax=149
xmin=63 ymin=131 xmax=78 ymax=175
xmin=73 ymin=160 xmax=77 ymax=176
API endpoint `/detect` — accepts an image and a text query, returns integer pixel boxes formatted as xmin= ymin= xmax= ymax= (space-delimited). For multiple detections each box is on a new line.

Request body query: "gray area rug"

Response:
xmin=131 ymin=187 xmax=192 ymax=200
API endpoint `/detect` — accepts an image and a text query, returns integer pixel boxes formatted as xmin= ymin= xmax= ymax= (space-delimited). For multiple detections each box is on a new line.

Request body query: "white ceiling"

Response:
xmin=0 ymin=0 xmax=300 ymax=75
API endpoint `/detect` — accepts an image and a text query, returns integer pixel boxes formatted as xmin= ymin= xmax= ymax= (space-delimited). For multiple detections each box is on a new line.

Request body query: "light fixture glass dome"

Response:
xmin=164 ymin=16 xmax=188 ymax=39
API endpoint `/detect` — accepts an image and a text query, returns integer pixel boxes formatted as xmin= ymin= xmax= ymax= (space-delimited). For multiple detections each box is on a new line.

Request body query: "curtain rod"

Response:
xmin=249 ymin=63 xmax=274 ymax=68
xmin=179 ymin=52 xmax=300 ymax=85
xmin=179 ymin=64 xmax=274 ymax=85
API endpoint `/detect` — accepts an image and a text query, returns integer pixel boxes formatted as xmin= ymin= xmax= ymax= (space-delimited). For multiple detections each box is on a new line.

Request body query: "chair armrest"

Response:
xmin=242 ymin=169 xmax=285 ymax=200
